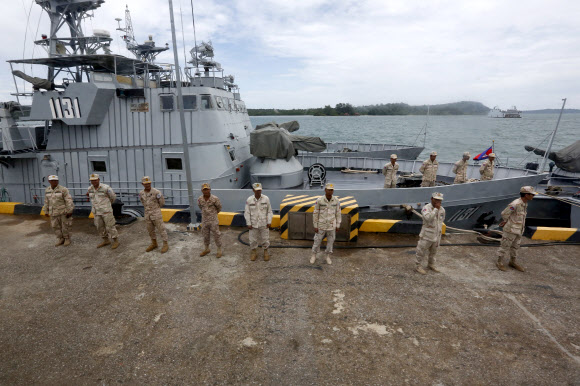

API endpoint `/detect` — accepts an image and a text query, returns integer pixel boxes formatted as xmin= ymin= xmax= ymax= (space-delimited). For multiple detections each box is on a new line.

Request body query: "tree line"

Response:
xmin=248 ymin=101 xmax=490 ymax=116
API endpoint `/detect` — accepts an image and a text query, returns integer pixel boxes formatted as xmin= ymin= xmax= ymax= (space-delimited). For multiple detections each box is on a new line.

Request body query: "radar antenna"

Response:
xmin=116 ymin=5 xmax=169 ymax=63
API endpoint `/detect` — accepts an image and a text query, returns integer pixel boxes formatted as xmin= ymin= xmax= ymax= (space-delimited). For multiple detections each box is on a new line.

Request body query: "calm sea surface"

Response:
xmin=250 ymin=114 xmax=580 ymax=167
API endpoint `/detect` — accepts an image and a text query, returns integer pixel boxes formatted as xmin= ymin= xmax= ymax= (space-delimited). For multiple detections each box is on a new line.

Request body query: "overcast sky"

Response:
xmin=1 ymin=0 xmax=579 ymax=110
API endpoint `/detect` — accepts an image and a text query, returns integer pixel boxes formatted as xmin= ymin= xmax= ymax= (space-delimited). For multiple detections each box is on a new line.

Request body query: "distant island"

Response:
xmin=248 ymin=102 xmax=580 ymax=116
xmin=248 ymin=101 xmax=490 ymax=116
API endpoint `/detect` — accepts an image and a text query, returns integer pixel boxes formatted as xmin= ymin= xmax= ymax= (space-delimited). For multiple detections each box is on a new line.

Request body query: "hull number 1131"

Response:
xmin=49 ymin=97 xmax=82 ymax=119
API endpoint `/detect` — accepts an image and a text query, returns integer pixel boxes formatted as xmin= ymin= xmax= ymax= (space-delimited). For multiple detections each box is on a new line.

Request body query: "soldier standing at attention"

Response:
xmin=139 ymin=176 xmax=169 ymax=253
xmin=382 ymin=154 xmax=399 ymax=188
xmin=42 ymin=175 xmax=74 ymax=246
xmin=419 ymin=151 xmax=439 ymax=187
xmin=452 ymin=152 xmax=471 ymax=184
xmin=415 ymin=192 xmax=446 ymax=274
xmin=244 ymin=183 xmax=273 ymax=261
xmin=496 ymin=186 xmax=537 ymax=272
xmin=197 ymin=183 xmax=222 ymax=258
xmin=87 ymin=174 xmax=120 ymax=249
xmin=310 ymin=183 xmax=341 ymax=265
xmin=479 ymin=153 xmax=496 ymax=181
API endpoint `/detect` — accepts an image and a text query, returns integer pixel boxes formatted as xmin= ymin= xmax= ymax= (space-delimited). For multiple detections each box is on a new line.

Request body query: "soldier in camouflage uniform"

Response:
xmin=244 ymin=183 xmax=273 ymax=261
xmin=479 ymin=153 xmax=496 ymax=181
xmin=197 ymin=183 xmax=223 ymax=258
xmin=42 ymin=175 xmax=74 ymax=246
xmin=452 ymin=152 xmax=470 ymax=184
xmin=139 ymin=176 xmax=169 ymax=253
xmin=310 ymin=183 xmax=341 ymax=265
xmin=496 ymin=186 xmax=537 ymax=272
xmin=415 ymin=192 xmax=446 ymax=275
xmin=419 ymin=151 xmax=439 ymax=187
xmin=382 ymin=154 xmax=399 ymax=188
xmin=86 ymin=174 xmax=120 ymax=249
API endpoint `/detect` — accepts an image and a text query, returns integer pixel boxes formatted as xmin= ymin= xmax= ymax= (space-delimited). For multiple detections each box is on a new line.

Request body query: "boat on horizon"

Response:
xmin=488 ymin=106 xmax=522 ymax=118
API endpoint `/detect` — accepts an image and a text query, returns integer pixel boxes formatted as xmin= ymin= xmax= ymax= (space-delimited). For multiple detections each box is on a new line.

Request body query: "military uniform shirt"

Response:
xmin=419 ymin=203 xmax=446 ymax=243
xmin=198 ymin=194 xmax=222 ymax=223
xmin=139 ymin=187 xmax=165 ymax=219
xmin=479 ymin=159 xmax=495 ymax=180
xmin=87 ymin=183 xmax=116 ymax=215
xmin=453 ymin=159 xmax=469 ymax=182
xmin=42 ymin=185 xmax=74 ymax=216
xmin=244 ymin=195 xmax=273 ymax=228
xmin=501 ymin=198 xmax=527 ymax=235
xmin=382 ymin=162 xmax=399 ymax=184
xmin=313 ymin=195 xmax=342 ymax=231
xmin=420 ymin=159 xmax=439 ymax=181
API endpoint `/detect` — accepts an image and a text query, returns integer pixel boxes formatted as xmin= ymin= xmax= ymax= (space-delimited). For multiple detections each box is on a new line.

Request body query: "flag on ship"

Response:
xmin=473 ymin=146 xmax=493 ymax=160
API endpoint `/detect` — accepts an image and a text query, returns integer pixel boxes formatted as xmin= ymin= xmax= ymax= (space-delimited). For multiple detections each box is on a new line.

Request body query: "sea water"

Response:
xmin=250 ymin=113 xmax=580 ymax=167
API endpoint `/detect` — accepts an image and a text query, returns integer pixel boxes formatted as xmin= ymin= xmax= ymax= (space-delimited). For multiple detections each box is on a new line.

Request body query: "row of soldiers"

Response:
xmin=43 ymin=174 xmax=534 ymax=272
xmin=382 ymin=151 xmax=496 ymax=188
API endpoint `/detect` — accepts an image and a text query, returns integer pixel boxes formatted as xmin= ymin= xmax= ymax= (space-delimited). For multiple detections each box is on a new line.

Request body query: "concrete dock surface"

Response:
xmin=1 ymin=215 xmax=579 ymax=385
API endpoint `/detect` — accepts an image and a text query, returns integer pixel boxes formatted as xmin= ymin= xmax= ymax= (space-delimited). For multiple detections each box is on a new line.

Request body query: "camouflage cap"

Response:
xmin=520 ymin=186 xmax=537 ymax=195
xmin=489 ymin=153 xmax=496 ymax=158
xmin=48 ymin=175 xmax=59 ymax=181
xmin=201 ymin=183 xmax=211 ymax=190
xmin=325 ymin=183 xmax=335 ymax=190
xmin=463 ymin=152 xmax=471 ymax=157
xmin=89 ymin=173 xmax=100 ymax=181
xmin=141 ymin=176 xmax=152 ymax=183
xmin=430 ymin=151 xmax=437 ymax=156
xmin=390 ymin=154 xmax=398 ymax=159
xmin=252 ymin=182 xmax=263 ymax=191
xmin=432 ymin=192 xmax=444 ymax=201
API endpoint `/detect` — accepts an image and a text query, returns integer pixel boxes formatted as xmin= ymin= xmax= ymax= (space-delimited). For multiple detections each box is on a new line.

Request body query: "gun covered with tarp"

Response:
xmin=250 ymin=121 xmax=326 ymax=160
xmin=525 ymin=140 xmax=580 ymax=172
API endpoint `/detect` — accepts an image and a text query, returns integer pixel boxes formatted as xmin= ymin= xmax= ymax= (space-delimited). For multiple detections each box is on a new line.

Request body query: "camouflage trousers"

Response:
xmin=202 ymin=221 xmax=221 ymax=247
xmin=147 ymin=216 xmax=168 ymax=242
xmin=94 ymin=213 xmax=118 ymax=240
xmin=497 ymin=232 xmax=521 ymax=264
xmin=312 ymin=229 xmax=336 ymax=253
xmin=249 ymin=227 xmax=270 ymax=250
xmin=415 ymin=238 xmax=439 ymax=266
xmin=50 ymin=214 xmax=72 ymax=240
xmin=480 ymin=176 xmax=493 ymax=181
xmin=421 ymin=180 xmax=436 ymax=187
xmin=453 ymin=177 xmax=466 ymax=184
xmin=383 ymin=180 xmax=397 ymax=188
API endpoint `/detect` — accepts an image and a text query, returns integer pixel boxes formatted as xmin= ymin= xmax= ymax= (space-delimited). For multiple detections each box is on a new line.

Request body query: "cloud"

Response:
xmin=1 ymin=0 xmax=579 ymax=109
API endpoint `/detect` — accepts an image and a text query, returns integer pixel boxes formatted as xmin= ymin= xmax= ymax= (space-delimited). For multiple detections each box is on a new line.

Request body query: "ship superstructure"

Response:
xmin=1 ymin=0 xmax=253 ymax=208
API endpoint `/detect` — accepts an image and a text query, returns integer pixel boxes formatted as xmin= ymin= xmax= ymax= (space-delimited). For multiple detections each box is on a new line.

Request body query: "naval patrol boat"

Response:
xmin=0 ymin=0 xmax=548 ymax=230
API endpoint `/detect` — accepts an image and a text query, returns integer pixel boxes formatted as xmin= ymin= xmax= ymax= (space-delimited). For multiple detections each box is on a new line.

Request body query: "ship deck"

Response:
xmin=1 ymin=216 xmax=579 ymax=384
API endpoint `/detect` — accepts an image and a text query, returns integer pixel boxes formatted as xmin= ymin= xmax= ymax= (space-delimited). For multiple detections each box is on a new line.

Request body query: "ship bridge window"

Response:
xmin=215 ymin=96 xmax=224 ymax=109
xmin=183 ymin=95 xmax=197 ymax=110
xmin=91 ymin=161 xmax=107 ymax=173
xmin=165 ymin=157 xmax=183 ymax=170
xmin=160 ymin=94 xmax=175 ymax=111
xmin=200 ymin=95 xmax=214 ymax=110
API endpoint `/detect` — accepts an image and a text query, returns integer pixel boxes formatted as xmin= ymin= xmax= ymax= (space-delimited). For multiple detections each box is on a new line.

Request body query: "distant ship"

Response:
xmin=488 ymin=106 xmax=522 ymax=118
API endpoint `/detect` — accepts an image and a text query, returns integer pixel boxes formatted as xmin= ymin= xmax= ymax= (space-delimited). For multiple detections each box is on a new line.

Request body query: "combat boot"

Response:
xmin=111 ymin=238 xmax=120 ymax=250
xmin=161 ymin=241 xmax=169 ymax=253
xmin=63 ymin=239 xmax=71 ymax=247
xmin=200 ymin=245 xmax=210 ymax=257
xmin=263 ymin=249 xmax=270 ymax=261
xmin=250 ymin=249 xmax=257 ymax=261
xmin=509 ymin=260 xmax=525 ymax=272
xmin=97 ymin=238 xmax=111 ymax=248
xmin=325 ymin=254 xmax=332 ymax=265
xmin=146 ymin=239 xmax=158 ymax=252
xmin=55 ymin=238 xmax=65 ymax=247
xmin=310 ymin=253 xmax=316 ymax=264
xmin=415 ymin=266 xmax=427 ymax=275
xmin=496 ymin=261 xmax=508 ymax=271
xmin=216 ymin=247 xmax=222 ymax=258
xmin=427 ymin=265 xmax=440 ymax=273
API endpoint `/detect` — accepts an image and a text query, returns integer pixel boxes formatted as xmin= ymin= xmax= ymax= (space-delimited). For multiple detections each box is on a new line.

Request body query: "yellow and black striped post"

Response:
xmin=279 ymin=194 xmax=359 ymax=241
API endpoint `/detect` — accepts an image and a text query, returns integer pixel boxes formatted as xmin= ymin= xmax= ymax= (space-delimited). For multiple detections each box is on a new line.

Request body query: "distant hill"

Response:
xmin=524 ymin=109 xmax=580 ymax=114
xmin=248 ymin=101 xmax=490 ymax=116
